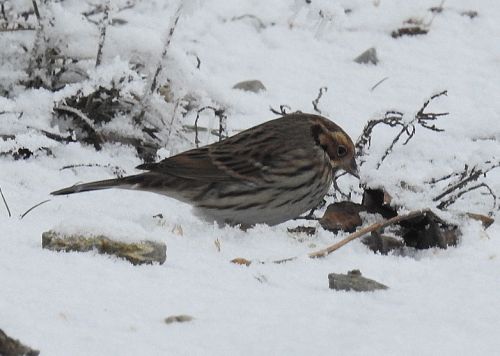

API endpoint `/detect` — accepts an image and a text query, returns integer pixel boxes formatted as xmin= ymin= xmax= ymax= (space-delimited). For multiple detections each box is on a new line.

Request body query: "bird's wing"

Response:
xmin=136 ymin=126 xmax=284 ymax=183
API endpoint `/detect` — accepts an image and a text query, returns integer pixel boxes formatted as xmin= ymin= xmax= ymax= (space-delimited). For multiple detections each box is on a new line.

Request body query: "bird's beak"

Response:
xmin=344 ymin=157 xmax=359 ymax=179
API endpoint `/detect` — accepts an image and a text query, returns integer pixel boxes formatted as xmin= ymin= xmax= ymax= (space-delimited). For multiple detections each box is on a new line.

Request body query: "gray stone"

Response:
xmin=232 ymin=80 xmax=266 ymax=93
xmin=354 ymin=47 xmax=379 ymax=65
xmin=164 ymin=315 xmax=194 ymax=324
xmin=42 ymin=230 xmax=166 ymax=265
xmin=328 ymin=270 xmax=388 ymax=292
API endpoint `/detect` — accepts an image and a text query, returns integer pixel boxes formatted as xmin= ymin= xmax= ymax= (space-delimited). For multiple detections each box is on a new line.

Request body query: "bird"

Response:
xmin=52 ymin=113 xmax=358 ymax=226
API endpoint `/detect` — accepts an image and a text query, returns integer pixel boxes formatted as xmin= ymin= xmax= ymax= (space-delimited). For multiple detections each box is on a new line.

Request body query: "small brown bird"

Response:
xmin=52 ymin=113 xmax=358 ymax=226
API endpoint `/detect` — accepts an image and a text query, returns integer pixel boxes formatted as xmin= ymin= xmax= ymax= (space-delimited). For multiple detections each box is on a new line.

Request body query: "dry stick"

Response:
xmin=370 ymin=77 xmax=389 ymax=92
xmin=27 ymin=0 xmax=43 ymax=78
xmin=308 ymin=209 xmax=428 ymax=258
xmin=95 ymin=0 xmax=110 ymax=67
xmin=269 ymin=209 xmax=429 ymax=264
xmin=20 ymin=199 xmax=51 ymax=219
xmin=149 ymin=4 xmax=183 ymax=95
xmin=0 ymin=186 xmax=12 ymax=217
xmin=134 ymin=3 xmax=182 ymax=125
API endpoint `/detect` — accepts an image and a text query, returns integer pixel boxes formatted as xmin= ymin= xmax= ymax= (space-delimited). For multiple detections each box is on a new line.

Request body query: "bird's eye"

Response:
xmin=337 ymin=145 xmax=347 ymax=157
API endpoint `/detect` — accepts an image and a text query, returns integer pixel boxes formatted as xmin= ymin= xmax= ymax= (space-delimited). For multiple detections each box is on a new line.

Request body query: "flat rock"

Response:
xmin=328 ymin=270 xmax=388 ymax=292
xmin=0 ymin=328 xmax=39 ymax=356
xmin=42 ymin=230 xmax=166 ymax=265
xmin=232 ymin=80 xmax=266 ymax=93
xmin=354 ymin=47 xmax=379 ymax=65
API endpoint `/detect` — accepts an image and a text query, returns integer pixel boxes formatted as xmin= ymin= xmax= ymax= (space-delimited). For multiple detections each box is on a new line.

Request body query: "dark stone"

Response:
xmin=362 ymin=188 xmax=398 ymax=218
xmin=0 ymin=328 xmax=39 ymax=356
xmin=328 ymin=270 xmax=388 ymax=292
xmin=398 ymin=212 xmax=460 ymax=249
xmin=164 ymin=315 xmax=194 ymax=324
xmin=391 ymin=26 xmax=429 ymax=38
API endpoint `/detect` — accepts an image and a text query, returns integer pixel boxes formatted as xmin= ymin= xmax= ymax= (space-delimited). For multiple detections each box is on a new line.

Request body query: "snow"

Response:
xmin=1 ymin=0 xmax=500 ymax=355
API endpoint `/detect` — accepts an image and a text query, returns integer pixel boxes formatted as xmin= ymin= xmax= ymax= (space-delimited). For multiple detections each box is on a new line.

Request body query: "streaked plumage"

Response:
xmin=52 ymin=113 xmax=358 ymax=226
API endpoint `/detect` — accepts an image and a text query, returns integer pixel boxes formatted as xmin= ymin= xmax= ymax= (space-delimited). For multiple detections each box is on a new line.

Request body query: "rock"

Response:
xmin=42 ymin=230 xmax=166 ymax=265
xmin=362 ymin=233 xmax=404 ymax=254
xmin=0 ymin=328 xmax=39 ymax=356
xmin=399 ymin=211 xmax=460 ymax=249
xmin=319 ymin=202 xmax=364 ymax=233
xmin=362 ymin=188 xmax=398 ymax=218
xmin=287 ymin=226 xmax=316 ymax=236
xmin=328 ymin=270 xmax=388 ymax=292
xmin=391 ymin=26 xmax=429 ymax=38
xmin=232 ymin=80 xmax=266 ymax=93
xmin=230 ymin=257 xmax=252 ymax=266
xmin=354 ymin=47 xmax=378 ymax=65
xmin=164 ymin=315 xmax=194 ymax=324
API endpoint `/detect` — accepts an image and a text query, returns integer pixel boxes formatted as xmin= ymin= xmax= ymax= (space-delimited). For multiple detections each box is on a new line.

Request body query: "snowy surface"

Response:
xmin=1 ymin=0 xmax=500 ymax=355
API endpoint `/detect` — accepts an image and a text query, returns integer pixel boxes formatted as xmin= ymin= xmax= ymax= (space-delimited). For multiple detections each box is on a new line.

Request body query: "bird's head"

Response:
xmin=310 ymin=116 xmax=359 ymax=178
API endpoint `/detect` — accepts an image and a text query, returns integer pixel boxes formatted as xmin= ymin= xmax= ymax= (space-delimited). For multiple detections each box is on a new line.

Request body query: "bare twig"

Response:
xmin=370 ymin=77 xmax=389 ymax=92
xmin=258 ymin=209 xmax=431 ymax=264
xmin=331 ymin=171 xmax=351 ymax=200
xmin=376 ymin=91 xmax=448 ymax=168
xmin=308 ymin=209 xmax=429 ymax=258
xmin=270 ymin=105 xmax=292 ymax=115
xmin=312 ymin=86 xmax=327 ymax=114
xmin=433 ymin=161 xmax=500 ymax=210
xmin=194 ymin=106 xmax=226 ymax=147
xmin=149 ymin=4 xmax=182 ymax=94
xmin=20 ymin=199 xmax=51 ymax=219
xmin=437 ymin=183 xmax=497 ymax=210
xmin=0 ymin=186 xmax=12 ymax=217
xmin=133 ymin=3 xmax=182 ymax=127
xmin=60 ymin=163 xmax=125 ymax=177
xmin=95 ymin=0 xmax=110 ymax=67
xmin=355 ymin=111 xmax=404 ymax=161
xmin=231 ymin=14 xmax=266 ymax=30
xmin=54 ymin=104 xmax=104 ymax=150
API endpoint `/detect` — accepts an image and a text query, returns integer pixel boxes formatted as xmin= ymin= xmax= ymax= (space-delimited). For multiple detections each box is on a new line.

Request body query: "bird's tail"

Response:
xmin=51 ymin=174 xmax=147 ymax=196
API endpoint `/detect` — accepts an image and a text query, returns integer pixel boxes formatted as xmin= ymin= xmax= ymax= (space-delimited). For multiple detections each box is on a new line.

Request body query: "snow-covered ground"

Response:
xmin=1 ymin=0 xmax=500 ymax=355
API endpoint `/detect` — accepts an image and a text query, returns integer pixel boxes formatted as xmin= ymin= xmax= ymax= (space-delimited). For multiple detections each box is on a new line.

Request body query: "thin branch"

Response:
xmin=20 ymin=199 xmax=51 ymax=219
xmin=312 ymin=86 xmax=327 ymax=114
xmin=193 ymin=106 xmax=226 ymax=147
xmin=370 ymin=77 xmax=389 ymax=92
xmin=437 ymin=182 xmax=496 ymax=210
xmin=308 ymin=209 xmax=429 ymax=258
xmin=376 ymin=90 xmax=448 ymax=169
xmin=54 ymin=104 xmax=104 ymax=150
xmin=149 ymin=4 xmax=183 ymax=94
xmin=95 ymin=0 xmax=111 ymax=67
xmin=270 ymin=105 xmax=292 ymax=115
xmin=0 ymin=186 xmax=12 ymax=217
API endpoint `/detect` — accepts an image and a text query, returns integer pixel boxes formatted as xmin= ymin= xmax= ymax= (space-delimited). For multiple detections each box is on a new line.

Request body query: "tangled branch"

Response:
xmin=432 ymin=161 xmax=500 ymax=210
